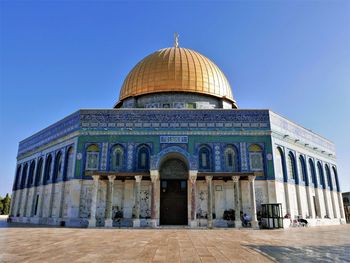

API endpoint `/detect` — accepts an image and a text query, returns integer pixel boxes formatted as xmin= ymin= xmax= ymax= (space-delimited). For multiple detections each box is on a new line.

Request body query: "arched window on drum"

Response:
xmin=224 ymin=145 xmax=238 ymax=172
xmin=111 ymin=145 xmax=124 ymax=171
xmin=248 ymin=144 xmax=263 ymax=171
xmin=86 ymin=144 xmax=100 ymax=171
xmin=198 ymin=145 xmax=212 ymax=170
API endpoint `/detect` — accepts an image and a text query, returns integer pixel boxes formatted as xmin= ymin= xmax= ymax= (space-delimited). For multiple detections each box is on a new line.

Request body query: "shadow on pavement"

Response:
xmin=246 ymin=244 xmax=350 ymax=263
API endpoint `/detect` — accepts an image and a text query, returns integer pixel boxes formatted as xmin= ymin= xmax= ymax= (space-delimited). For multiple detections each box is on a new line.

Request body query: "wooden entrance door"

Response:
xmin=160 ymin=180 xmax=187 ymax=225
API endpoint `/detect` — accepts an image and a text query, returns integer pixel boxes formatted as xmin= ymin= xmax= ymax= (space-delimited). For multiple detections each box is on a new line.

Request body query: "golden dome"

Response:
xmin=117 ymin=47 xmax=236 ymax=107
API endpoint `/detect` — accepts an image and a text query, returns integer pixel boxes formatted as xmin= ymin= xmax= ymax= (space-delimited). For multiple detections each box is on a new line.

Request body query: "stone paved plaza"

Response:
xmin=0 ymin=217 xmax=349 ymax=263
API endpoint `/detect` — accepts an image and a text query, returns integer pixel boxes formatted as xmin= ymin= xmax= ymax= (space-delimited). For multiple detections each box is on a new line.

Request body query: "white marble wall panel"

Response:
xmin=123 ymin=180 xmax=134 ymax=218
xmin=96 ymin=180 xmax=107 ymax=220
xmin=113 ymin=181 xmax=124 ymax=215
xmin=79 ymin=180 xmax=93 ymax=218
xmin=317 ymin=188 xmax=325 ymax=217
xmin=288 ymin=184 xmax=298 ymax=218
xmin=214 ymin=181 xmax=227 ymax=219
xmin=240 ymin=181 xmax=250 ymax=215
xmin=51 ymin=182 xmax=62 ymax=218
xmin=223 ymin=181 xmax=234 ymax=212
xmin=25 ymin=188 xmax=34 ymax=217
xmin=255 ymin=181 xmax=268 ymax=212
xmin=140 ymin=182 xmax=151 ymax=218
xmin=332 ymin=190 xmax=341 ymax=218
xmin=197 ymin=181 xmax=208 ymax=218
xmin=274 ymin=181 xmax=287 ymax=216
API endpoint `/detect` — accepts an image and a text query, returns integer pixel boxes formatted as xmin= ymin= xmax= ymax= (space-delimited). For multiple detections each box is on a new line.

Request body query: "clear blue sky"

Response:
xmin=1 ymin=1 xmax=349 ymax=197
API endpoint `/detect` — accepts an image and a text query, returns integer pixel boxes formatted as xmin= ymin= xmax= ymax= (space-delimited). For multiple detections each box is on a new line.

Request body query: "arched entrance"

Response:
xmin=159 ymin=158 xmax=188 ymax=225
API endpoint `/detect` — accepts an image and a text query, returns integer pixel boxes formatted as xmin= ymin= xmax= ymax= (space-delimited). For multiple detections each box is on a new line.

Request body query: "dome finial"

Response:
xmin=174 ymin=32 xmax=179 ymax=48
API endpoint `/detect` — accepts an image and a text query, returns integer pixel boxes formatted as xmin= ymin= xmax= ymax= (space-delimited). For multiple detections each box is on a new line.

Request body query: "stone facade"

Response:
xmin=9 ymin=109 xmax=346 ymax=228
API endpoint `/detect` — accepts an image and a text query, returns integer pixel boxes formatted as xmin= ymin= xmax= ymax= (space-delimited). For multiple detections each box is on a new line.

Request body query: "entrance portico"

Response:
xmin=86 ymin=167 xmax=260 ymax=228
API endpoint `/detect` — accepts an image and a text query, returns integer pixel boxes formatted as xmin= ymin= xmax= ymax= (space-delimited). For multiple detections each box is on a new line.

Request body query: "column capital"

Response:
xmin=232 ymin=176 xmax=240 ymax=183
xmin=189 ymin=170 xmax=197 ymax=184
xmin=151 ymin=174 xmax=159 ymax=183
xmin=205 ymin=176 xmax=213 ymax=183
xmin=92 ymin=175 xmax=100 ymax=181
xmin=135 ymin=175 xmax=143 ymax=183
xmin=107 ymin=175 xmax=116 ymax=182
xmin=248 ymin=175 xmax=256 ymax=183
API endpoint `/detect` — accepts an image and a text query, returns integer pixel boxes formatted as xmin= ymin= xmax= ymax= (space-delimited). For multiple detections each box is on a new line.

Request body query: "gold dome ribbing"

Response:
xmin=118 ymin=47 xmax=236 ymax=105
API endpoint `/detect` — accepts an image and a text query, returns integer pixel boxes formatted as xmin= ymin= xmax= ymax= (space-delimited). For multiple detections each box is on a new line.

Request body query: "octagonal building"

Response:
xmin=9 ymin=41 xmax=346 ymax=228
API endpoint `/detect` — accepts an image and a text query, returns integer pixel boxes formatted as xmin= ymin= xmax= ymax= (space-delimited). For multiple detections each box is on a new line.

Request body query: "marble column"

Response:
xmin=88 ymin=175 xmax=100 ymax=228
xmin=105 ymin=175 xmax=116 ymax=227
xmin=206 ymin=176 xmax=213 ymax=228
xmin=248 ymin=175 xmax=259 ymax=228
xmin=189 ymin=170 xmax=198 ymax=228
xmin=232 ymin=176 xmax=242 ymax=228
xmin=150 ymin=170 xmax=159 ymax=228
xmin=133 ymin=175 xmax=142 ymax=228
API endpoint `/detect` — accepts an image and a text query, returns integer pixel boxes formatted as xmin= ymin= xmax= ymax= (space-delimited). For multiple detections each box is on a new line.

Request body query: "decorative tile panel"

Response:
xmin=100 ymin=142 xmax=108 ymax=170
xmin=240 ymin=142 xmax=248 ymax=171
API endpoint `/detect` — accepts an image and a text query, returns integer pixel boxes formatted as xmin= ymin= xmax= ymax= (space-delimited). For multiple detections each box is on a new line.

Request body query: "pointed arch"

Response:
xmin=35 ymin=158 xmax=44 ymax=186
xmin=137 ymin=144 xmax=151 ymax=170
xmin=249 ymin=144 xmax=263 ymax=171
xmin=224 ymin=145 xmax=239 ymax=172
xmin=86 ymin=144 xmax=100 ymax=170
xmin=198 ymin=144 xmax=212 ymax=171
xmin=309 ymin=158 xmax=317 ymax=186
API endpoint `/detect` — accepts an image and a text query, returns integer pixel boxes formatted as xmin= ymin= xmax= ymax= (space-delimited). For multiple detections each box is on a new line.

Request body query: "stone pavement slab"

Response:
xmin=0 ymin=218 xmax=349 ymax=263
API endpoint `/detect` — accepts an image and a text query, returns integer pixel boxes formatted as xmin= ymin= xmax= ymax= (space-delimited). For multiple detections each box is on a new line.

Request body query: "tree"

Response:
xmin=2 ymin=194 xmax=11 ymax=215
xmin=0 ymin=196 xmax=3 ymax=215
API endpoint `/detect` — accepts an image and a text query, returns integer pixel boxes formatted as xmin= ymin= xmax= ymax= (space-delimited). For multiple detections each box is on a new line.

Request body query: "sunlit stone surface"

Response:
xmin=0 ymin=217 xmax=349 ymax=263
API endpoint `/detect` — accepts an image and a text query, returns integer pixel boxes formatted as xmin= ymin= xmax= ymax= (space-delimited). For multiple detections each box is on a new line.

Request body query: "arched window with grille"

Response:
xmin=54 ymin=151 xmax=63 ymax=181
xmin=14 ymin=165 xmax=22 ymax=190
xmin=111 ymin=145 xmax=124 ymax=171
xmin=64 ymin=147 xmax=74 ymax=179
xmin=287 ymin=152 xmax=296 ymax=180
xmin=325 ymin=164 xmax=332 ymax=190
xmin=309 ymin=159 xmax=317 ymax=186
xmin=86 ymin=144 xmax=100 ymax=170
xmin=198 ymin=145 xmax=212 ymax=170
xmin=44 ymin=155 xmax=52 ymax=183
xmin=317 ymin=161 xmax=325 ymax=188
xmin=21 ymin=163 xmax=28 ymax=189
xmin=298 ymin=156 xmax=307 ymax=183
xmin=35 ymin=158 xmax=43 ymax=186
xmin=27 ymin=161 xmax=36 ymax=187
xmin=275 ymin=147 xmax=286 ymax=180
xmin=137 ymin=145 xmax=150 ymax=170
xmin=249 ymin=144 xmax=263 ymax=171
xmin=224 ymin=145 xmax=238 ymax=171
xmin=332 ymin=166 xmax=340 ymax=192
